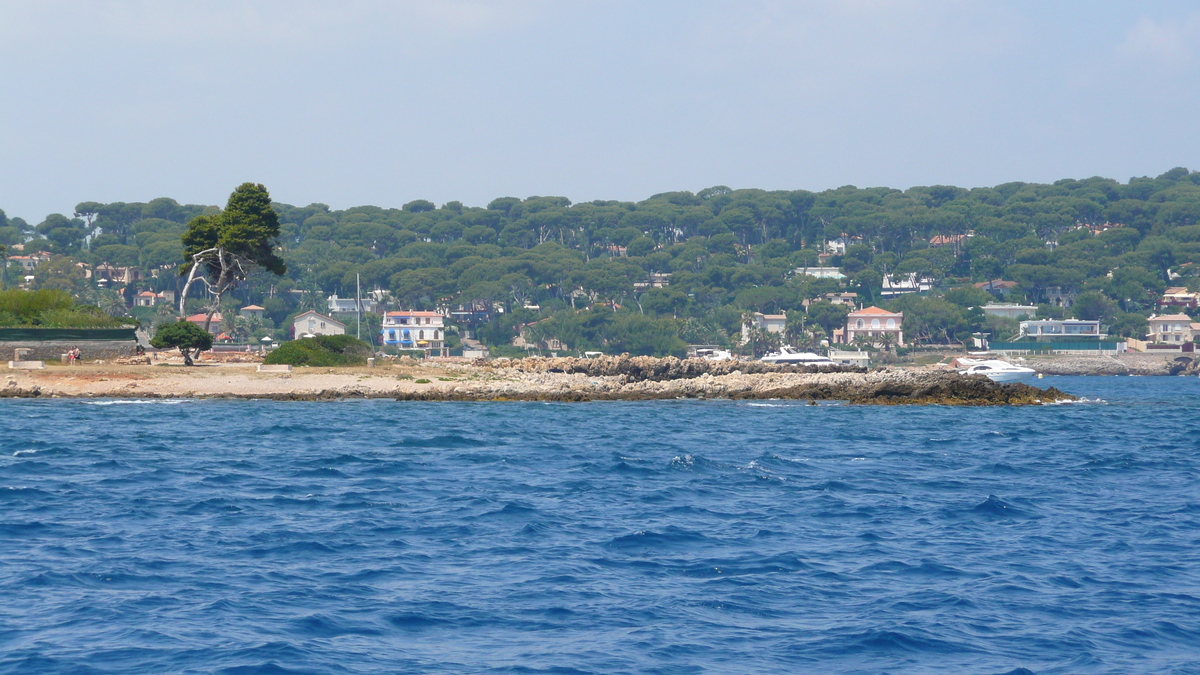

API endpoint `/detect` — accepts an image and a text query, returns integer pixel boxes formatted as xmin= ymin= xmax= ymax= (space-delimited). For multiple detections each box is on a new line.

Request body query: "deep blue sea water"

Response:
xmin=2 ymin=376 xmax=1199 ymax=675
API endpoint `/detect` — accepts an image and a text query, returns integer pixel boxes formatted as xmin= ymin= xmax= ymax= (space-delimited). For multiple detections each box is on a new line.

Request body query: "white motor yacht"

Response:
xmin=957 ymin=358 xmax=1037 ymax=383
xmin=760 ymin=346 xmax=836 ymax=367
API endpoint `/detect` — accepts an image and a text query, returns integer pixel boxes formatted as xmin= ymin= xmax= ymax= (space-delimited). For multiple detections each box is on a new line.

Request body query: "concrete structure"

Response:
xmin=828 ymin=350 xmax=870 ymax=368
xmin=982 ymin=304 xmax=1038 ymax=320
xmin=328 ymin=294 xmax=378 ymax=315
xmin=881 ymin=273 xmax=933 ymax=298
xmin=1018 ymin=319 xmax=1103 ymax=341
xmin=8 ymin=360 xmax=45 ymax=369
xmin=239 ymin=305 xmax=266 ymax=319
xmin=793 ymin=266 xmax=845 ymax=280
xmin=293 ymin=311 xmax=345 ymax=338
xmin=257 ymin=364 xmax=292 ymax=373
xmin=741 ymin=312 xmax=786 ymax=343
xmin=1147 ymin=314 xmax=1197 ymax=345
xmin=843 ymin=307 xmax=904 ymax=346
xmin=381 ymin=311 xmax=445 ymax=355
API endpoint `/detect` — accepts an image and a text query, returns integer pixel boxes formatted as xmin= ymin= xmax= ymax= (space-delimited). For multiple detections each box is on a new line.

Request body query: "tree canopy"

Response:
xmin=7 ymin=167 xmax=1200 ymax=355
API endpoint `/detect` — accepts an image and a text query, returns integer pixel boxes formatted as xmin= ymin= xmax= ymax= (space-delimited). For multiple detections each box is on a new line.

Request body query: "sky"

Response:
xmin=2 ymin=0 xmax=1200 ymax=222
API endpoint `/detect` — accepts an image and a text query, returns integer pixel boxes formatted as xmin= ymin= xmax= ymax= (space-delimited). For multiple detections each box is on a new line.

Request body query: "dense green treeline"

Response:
xmin=4 ymin=167 xmax=1200 ymax=353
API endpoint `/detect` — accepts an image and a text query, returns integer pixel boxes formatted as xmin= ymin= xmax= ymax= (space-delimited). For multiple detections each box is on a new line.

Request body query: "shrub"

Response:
xmin=263 ymin=335 xmax=372 ymax=367
xmin=0 ymin=289 xmax=133 ymax=328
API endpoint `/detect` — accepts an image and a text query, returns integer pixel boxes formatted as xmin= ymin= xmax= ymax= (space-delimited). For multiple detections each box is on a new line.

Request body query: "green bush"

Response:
xmin=263 ymin=335 xmax=373 ymax=367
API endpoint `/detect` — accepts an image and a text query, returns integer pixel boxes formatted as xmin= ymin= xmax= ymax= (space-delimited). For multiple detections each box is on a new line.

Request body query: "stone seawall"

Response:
xmin=0 ymin=340 xmax=138 ymax=362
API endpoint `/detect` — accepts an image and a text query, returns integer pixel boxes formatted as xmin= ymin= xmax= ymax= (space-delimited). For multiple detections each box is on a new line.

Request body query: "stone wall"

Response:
xmin=0 ymin=340 xmax=138 ymax=362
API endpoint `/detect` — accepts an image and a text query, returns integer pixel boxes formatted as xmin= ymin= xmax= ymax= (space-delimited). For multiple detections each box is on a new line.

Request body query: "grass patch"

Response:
xmin=415 ymin=378 xmax=431 ymax=384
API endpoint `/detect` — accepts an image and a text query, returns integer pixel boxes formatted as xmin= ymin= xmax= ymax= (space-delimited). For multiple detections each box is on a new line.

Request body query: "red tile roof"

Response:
xmin=848 ymin=306 xmax=901 ymax=316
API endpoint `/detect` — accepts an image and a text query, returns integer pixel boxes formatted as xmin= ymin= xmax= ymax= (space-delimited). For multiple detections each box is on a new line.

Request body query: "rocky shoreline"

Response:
xmin=0 ymin=356 xmax=1073 ymax=405
xmin=396 ymin=356 xmax=1070 ymax=405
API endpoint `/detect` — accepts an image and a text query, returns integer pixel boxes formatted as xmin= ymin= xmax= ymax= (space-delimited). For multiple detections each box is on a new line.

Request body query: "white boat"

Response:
xmin=760 ymin=346 xmax=836 ymax=366
xmin=693 ymin=348 xmax=733 ymax=361
xmin=957 ymin=358 xmax=1037 ymax=382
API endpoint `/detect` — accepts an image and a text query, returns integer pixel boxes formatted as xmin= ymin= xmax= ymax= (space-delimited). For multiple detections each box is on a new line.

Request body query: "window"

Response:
xmin=886 ymin=318 xmax=896 ymax=329
xmin=856 ymin=319 xmax=864 ymax=329
xmin=419 ymin=330 xmax=425 ymax=339
xmin=871 ymin=319 xmax=880 ymax=329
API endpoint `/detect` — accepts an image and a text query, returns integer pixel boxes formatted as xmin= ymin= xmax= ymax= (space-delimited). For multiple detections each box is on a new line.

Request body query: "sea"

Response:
xmin=1 ymin=376 xmax=1198 ymax=675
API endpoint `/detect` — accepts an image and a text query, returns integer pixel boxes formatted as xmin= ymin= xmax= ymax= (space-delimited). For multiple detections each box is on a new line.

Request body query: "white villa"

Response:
xmin=382 ymin=311 xmax=446 ymax=355
xmin=293 ymin=311 xmax=345 ymax=338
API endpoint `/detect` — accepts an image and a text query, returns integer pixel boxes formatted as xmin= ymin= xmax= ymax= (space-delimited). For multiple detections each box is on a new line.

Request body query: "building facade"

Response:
xmin=1147 ymin=314 xmax=1197 ymax=345
xmin=292 ymin=311 xmax=345 ymax=338
xmin=982 ymin=304 xmax=1038 ymax=320
xmin=741 ymin=312 xmax=786 ymax=343
xmin=1018 ymin=319 xmax=1103 ymax=341
xmin=381 ymin=311 xmax=445 ymax=355
xmin=843 ymin=307 xmax=904 ymax=346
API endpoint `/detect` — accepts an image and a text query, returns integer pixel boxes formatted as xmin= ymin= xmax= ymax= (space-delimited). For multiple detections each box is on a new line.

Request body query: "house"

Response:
xmin=975 ymin=279 xmax=1020 ymax=296
xmin=6 ymin=251 xmax=53 ymax=271
xmin=1158 ymin=287 xmax=1200 ymax=310
xmin=824 ymin=235 xmax=861 ymax=255
xmin=881 ymin=273 xmax=933 ymax=297
xmin=982 ymin=304 xmax=1038 ymax=320
xmin=93 ymin=264 xmax=142 ymax=285
xmin=929 ymin=234 xmax=970 ymax=248
xmin=1045 ymin=286 xmax=1075 ymax=308
xmin=843 ymin=307 xmax=904 ymax=346
xmin=741 ymin=312 xmax=786 ymax=343
xmin=239 ymin=305 xmax=266 ymax=320
xmin=381 ymin=311 xmax=445 ymax=355
xmin=328 ymin=294 xmax=378 ymax=315
xmin=1146 ymin=314 xmax=1197 ymax=345
xmin=804 ymin=291 xmax=858 ymax=308
xmin=1018 ymin=319 xmax=1103 ymax=341
xmin=633 ymin=272 xmax=672 ymax=291
xmin=133 ymin=291 xmax=174 ymax=308
xmin=185 ymin=312 xmax=223 ymax=336
xmin=793 ymin=266 xmax=845 ymax=280
xmin=292 ymin=311 xmax=345 ymax=338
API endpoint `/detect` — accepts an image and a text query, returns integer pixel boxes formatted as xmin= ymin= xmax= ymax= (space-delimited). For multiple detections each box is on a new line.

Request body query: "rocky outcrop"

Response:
xmin=399 ymin=365 xmax=1072 ymax=406
xmin=479 ymin=354 xmax=864 ymax=380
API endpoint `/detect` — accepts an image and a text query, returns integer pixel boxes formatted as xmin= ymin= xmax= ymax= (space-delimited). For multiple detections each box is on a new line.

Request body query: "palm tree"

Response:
xmin=877 ymin=332 xmax=897 ymax=353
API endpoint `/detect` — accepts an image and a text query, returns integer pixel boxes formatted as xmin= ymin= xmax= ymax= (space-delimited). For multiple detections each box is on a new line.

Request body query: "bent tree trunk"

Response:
xmin=179 ymin=247 xmax=245 ymax=363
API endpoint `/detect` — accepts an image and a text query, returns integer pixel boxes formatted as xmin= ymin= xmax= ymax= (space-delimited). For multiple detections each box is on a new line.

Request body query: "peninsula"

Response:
xmin=2 ymin=355 xmax=1072 ymax=405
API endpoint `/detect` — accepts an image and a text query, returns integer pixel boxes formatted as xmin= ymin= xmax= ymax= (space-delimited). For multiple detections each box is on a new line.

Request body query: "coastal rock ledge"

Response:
xmin=396 ymin=357 xmax=1073 ymax=406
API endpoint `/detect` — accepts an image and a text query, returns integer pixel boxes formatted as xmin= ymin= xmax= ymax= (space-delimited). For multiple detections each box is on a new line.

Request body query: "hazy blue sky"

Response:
xmin=2 ymin=1 xmax=1199 ymax=221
